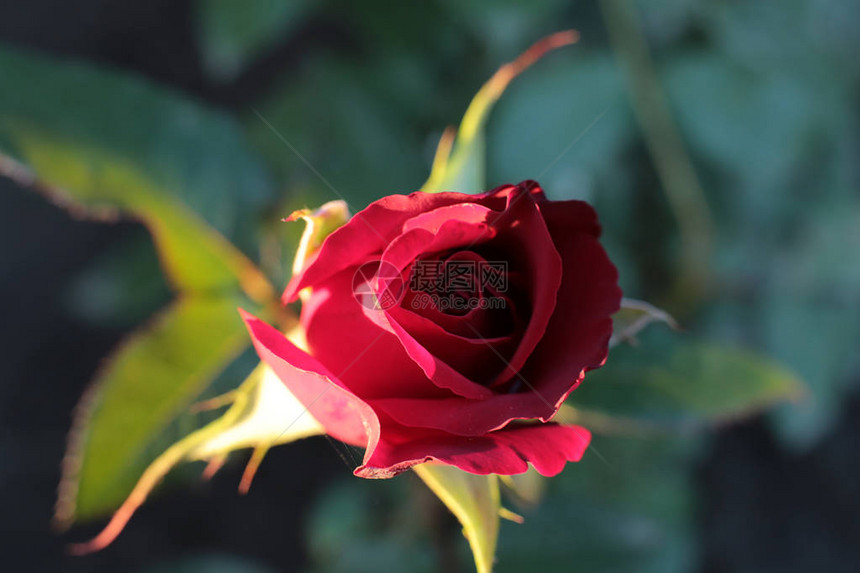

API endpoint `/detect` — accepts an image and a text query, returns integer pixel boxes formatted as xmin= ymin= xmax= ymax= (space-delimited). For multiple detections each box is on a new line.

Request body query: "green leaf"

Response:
xmin=0 ymin=46 xmax=290 ymax=529
xmin=664 ymin=48 xmax=859 ymax=449
xmin=414 ymin=464 xmax=500 ymax=573
xmin=420 ymin=31 xmax=580 ymax=195
xmin=67 ymin=359 xmax=326 ymax=554
xmin=57 ymin=296 xmax=252 ymax=526
xmin=568 ymin=331 xmax=805 ymax=432
xmin=0 ymin=46 xmax=272 ymax=239
xmin=0 ymin=46 xmax=274 ymax=300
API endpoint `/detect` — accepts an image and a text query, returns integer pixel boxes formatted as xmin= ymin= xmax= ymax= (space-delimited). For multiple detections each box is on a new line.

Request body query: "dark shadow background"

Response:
xmin=1 ymin=1 xmax=859 ymax=572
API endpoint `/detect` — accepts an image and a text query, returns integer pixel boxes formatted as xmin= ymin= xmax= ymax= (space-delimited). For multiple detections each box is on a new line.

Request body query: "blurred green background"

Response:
xmin=1 ymin=1 xmax=859 ymax=572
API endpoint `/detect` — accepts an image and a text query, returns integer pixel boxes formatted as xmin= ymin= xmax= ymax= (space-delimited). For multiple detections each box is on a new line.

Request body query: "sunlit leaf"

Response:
xmin=68 ymin=361 xmax=325 ymax=554
xmin=56 ymin=296 xmax=252 ymax=526
xmin=0 ymin=46 xmax=272 ymax=239
xmin=420 ymin=31 xmax=580 ymax=195
xmin=414 ymin=464 xmax=501 ymax=573
xmin=189 ymin=362 xmax=324 ymax=460
xmin=0 ymin=46 xmax=274 ymax=301
xmin=0 ymin=47 xmax=293 ymax=529
xmin=0 ymin=138 xmax=272 ymax=301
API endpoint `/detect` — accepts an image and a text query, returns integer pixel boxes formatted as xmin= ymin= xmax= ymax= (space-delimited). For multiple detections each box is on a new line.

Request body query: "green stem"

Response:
xmin=600 ymin=0 xmax=714 ymax=313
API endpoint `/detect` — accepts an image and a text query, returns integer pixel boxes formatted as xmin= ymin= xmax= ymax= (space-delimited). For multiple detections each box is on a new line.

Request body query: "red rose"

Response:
xmin=242 ymin=180 xmax=621 ymax=478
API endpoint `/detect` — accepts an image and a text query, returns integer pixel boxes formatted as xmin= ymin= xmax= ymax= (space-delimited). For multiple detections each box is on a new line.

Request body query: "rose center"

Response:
xmin=406 ymin=250 xmax=500 ymax=315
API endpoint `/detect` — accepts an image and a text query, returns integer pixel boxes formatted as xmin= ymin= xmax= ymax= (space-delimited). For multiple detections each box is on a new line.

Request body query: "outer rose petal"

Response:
xmin=283 ymin=184 xmax=530 ymax=302
xmin=240 ymin=310 xmax=380 ymax=451
xmin=368 ymin=380 xmax=580 ymax=436
xmin=241 ymin=310 xmax=590 ymax=480
xmin=357 ymin=423 xmax=591 ymax=478
xmin=518 ymin=200 xmax=622 ymax=405
xmin=284 ymin=194 xmax=485 ymax=301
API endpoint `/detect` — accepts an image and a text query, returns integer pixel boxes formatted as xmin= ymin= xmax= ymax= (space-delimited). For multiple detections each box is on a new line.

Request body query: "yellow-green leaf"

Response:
xmin=56 ymin=296 xmax=251 ymax=526
xmin=67 ymin=361 xmax=325 ymax=554
xmin=414 ymin=464 xmax=501 ymax=573
xmin=0 ymin=46 xmax=274 ymax=302
xmin=0 ymin=47 xmax=291 ymax=529
xmin=0 ymin=136 xmax=272 ymax=302
xmin=420 ymin=31 xmax=580 ymax=195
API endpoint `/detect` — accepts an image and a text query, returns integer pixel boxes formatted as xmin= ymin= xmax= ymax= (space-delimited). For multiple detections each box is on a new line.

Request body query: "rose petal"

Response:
xmin=301 ymin=268 xmax=448 ymax=400
xmin=406 ymin=292 xmax=522 ymax=338
xmin=356 ymin=423 xmax=590 ymax=478
xmin=353 ymin=215 xmax=494 ymax=398
xmin=241 ymin=310 xmax=591 ymax=480
xmin=283 ymin=184 xmax=542 ymax=302
xmin=368 ymin=376 xmax=580 ymax=436
xmin=368 ymin=205 xmax=620 ymax=435
xmin=239 ymin=309 xmax=380 ymax=450
xmin=363 ymin=305 xmax=496 ymax=399
xmin=387 ymin=305 xmax=516 ymax=385
xmin=401 ymin=256 xmax=521 ymax=340
xmin=401 ymin=202 xmax=495 ymax=235
xmin=286 ymin=191 xmax=507 ymax=302
xmin=380 ymin=216 xmax=495 ymax=274
xmin=359 ymin=213 xmax=510 ymax=398
xmin=485 ymin=180 xmax=547 ymax=203
xmin=518 ymin=200 xmax=622 ymax=407
xmin=480 ymin=185 xmax=563 ymax=387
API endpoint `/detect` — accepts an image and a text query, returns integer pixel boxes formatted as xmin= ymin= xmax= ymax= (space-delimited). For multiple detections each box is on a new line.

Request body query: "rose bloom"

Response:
xmin=242 ymin=180 xmax=621 ymax=478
